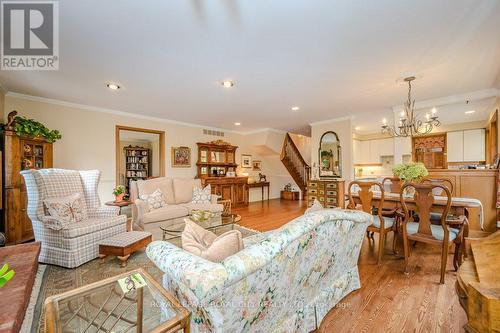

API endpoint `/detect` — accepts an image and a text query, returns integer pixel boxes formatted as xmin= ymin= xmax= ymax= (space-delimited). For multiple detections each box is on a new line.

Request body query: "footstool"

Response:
xmin=98 ymin=231 xmax=152 ymax=267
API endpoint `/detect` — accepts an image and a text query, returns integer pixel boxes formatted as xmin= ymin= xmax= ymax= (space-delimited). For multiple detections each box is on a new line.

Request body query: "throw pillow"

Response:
xmin=140 ymin=188 xmax=167 ymax=211
xmin=305 ymin=199 xmax=324 ymax=214
xmin=191 ymin=184 xmax=212 ymax=204
xmin=181 ymin=219 xmax=244 ymax=262
xmin=44 ymin=193 xmax=88 ymax=223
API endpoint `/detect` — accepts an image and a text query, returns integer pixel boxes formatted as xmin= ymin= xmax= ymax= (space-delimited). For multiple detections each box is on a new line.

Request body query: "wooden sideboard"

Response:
xmin=427 ymin=169 xmax=498 ymax=232
xmin=202 ymin=177 xmax=248 ymax=207
xmin=307 ymin=179 xmax=345 ymax=208
xmin=196 ymin=140 xmax=249 ymax=207
xmin=2 ymin=130 xmax=53 ymax=244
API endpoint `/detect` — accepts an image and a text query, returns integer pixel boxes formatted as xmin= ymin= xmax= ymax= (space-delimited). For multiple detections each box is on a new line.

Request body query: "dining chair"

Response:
xmin=348 ymin=181 xmax=398 ymax=265
xmin=382 ymin=177 xmax=402 ymax=194
xmin=421 ymin=178 xmax=454 ymax=223
xmin=400 ymin=183 xmax=467 ymax=284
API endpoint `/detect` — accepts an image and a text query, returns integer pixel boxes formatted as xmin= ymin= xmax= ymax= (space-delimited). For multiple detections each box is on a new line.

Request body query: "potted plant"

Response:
xmin=112 ymin=185 xmax=126 ymax=202
xmin=392 ymin=162 xmax=429 ymax=194
xmin=3 ymin=111 xmax=62 ymax=143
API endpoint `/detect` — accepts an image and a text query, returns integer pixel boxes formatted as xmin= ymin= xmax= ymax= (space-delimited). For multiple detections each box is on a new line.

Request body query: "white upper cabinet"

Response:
xmin=463 ymin=129 xmax=485 ymax=162
xmin=378 ymin=138 xmax=394 ymax=156
xmin=447 ymin=131 xmax=464 ymax=162
xmin=401 ymin=137 xmax=412 ymax=155
xmin=447 ymin=129 xmax=485 ymax=163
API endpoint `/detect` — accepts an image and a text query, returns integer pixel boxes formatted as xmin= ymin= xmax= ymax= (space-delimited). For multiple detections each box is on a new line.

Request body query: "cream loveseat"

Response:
xmin=22 ymin=169 xmax=127 ymax=268
xmin=147 ymin=209 xmax=372 ymax=333
xmin=130 ymin=177 xmax=223 ymax=235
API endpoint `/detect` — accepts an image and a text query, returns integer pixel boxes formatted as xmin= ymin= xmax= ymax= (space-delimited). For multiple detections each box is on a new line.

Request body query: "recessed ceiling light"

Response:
xmin=465 ymin=110 xmax=475 ymax=114
xmin=291 ymin=106 xmax=300 ymax=111
xmin=234 ymin=122 xmax=241 ymax=126
xmin=106 ymin=83 xmax=120 ymax=90
xmin=354 ymin=126 xmax=361 ymax=131
xmin=222 ymin=80 xmax=234 ymax=88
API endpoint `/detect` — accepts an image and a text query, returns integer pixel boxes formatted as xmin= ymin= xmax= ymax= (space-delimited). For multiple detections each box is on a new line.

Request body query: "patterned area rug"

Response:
xmin=26 ymin=224 xmax=258 ymax=332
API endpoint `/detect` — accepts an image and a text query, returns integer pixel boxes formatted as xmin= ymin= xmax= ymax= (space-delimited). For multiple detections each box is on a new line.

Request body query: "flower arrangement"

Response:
xmin=392 ymin=162 xmax=428 ymax=183
xmin=112 ymin=185 xmax=126 ymax=202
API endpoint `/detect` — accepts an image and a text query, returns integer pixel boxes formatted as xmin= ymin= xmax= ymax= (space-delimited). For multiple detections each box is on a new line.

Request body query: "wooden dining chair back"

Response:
xmin=399 ymin=182 xmax=465 ymax=284
xmin=382 ymin=177 xmax=402 ymax=194
xmin=348 ymin=181 xmax=398 ymax=264
xmin=422 ymin=178 xmax=454 ymax=196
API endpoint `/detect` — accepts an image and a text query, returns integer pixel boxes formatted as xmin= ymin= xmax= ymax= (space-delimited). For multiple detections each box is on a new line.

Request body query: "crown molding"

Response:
xmin=5 ymin=91 xmax=290 ymax=137
xmin=309 ymin=115 xmax=353 ymax=126
xmin=391 ymin=88 xmax=500 ymax=112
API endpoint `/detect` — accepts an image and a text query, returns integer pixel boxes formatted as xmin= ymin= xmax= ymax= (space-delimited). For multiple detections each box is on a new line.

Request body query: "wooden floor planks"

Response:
xmin=234 ymin=199 xmax=467 ymax=333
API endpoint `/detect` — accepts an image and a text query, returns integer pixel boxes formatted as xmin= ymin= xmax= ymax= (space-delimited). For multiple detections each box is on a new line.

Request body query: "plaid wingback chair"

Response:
xmin=21 ymin=169 xmax=127 ymax=268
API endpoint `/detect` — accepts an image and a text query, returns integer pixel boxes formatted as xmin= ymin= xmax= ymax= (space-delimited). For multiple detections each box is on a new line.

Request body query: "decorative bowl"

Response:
xmin=190 ymin=210 xmax=216 ymax=223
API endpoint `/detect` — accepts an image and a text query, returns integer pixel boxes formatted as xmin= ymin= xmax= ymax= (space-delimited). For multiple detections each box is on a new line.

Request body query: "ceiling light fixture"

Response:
xmin=354 ymin=126 xmax=361 ymax=131
xmin=234 ymin=122 xmax=241 ymax=126
xmin=381 ymin=76 xmax=440 ymax=137
xmin=106 ymin=83 xmax=120 ymax=90
xmin=222 ymin=80 xmax=234 ymax=88
xmin=465 ymin=110 xmax=476 ymax=114
xmin=291 ymin=106 xmax=300 ymax=111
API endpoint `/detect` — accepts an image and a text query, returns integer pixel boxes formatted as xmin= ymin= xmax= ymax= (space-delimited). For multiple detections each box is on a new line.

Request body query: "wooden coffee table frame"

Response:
xmin=99 ymin=234 xmax=152 ymax=267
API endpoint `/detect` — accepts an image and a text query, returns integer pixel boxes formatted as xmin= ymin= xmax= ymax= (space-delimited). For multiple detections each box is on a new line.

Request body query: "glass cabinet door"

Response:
xmin=200 ymin=148 xmax=208 ymax=163
xmin=211 ymin=150 xmax=226 ymax=163
xmin=227 ymin=151 xmax=235 ymax=164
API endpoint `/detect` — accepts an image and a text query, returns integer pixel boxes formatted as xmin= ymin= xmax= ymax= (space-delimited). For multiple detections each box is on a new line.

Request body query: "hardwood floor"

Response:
xmin=234 ymin=199 xmax=467 ymax=333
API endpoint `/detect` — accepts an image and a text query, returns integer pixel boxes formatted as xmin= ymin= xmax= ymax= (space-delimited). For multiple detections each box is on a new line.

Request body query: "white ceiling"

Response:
xmin=1 ymin=0 xmax=499 ymax=135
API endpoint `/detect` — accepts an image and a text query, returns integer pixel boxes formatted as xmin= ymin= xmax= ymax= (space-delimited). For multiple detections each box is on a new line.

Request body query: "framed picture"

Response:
xmin=241 ymin=154 xmax=252 ymax=168
xmin=171 ymin=146 xmax=191 ymax=167
xmin=252 ymin=160 xmax=262 ymax=171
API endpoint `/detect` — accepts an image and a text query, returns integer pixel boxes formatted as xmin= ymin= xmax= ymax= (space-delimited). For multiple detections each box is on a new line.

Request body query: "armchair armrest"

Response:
xmin=211 ymin=194 xmax=220 ymax=204
xmin=88 ymin=206 xmax=120 ymax=219
xmin=40 ymin=216 xmax=69 ymax=230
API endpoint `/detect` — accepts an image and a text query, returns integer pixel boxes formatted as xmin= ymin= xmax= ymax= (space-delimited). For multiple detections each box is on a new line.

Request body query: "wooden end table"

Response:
xmin=105 ymin=200 xmax=132 ymax=214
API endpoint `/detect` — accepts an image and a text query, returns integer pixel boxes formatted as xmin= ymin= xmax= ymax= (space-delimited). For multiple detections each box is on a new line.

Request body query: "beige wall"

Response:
xmin=4 ymin=94 xmax=297 ymax=202
xmin=311 ymin=118 xmax=354 ymax=181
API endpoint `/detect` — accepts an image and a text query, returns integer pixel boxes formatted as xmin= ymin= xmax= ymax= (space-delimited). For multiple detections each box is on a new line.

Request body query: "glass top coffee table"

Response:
xmin=160 ymin=213 xmax=240 ymax=241
xmin=44 ymin=268 xmax=190 ymax=333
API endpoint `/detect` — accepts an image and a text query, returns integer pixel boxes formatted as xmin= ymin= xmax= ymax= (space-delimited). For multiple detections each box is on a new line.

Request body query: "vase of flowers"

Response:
xmin=392 ymin=162 xmax=429 ymax=195
xmin=112 ymin=185 xmax=126 ymax=202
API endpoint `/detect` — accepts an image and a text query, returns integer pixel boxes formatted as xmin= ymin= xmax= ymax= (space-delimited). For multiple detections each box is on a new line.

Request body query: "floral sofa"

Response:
xmin=147 ymin=209 xmax=372 ymax=332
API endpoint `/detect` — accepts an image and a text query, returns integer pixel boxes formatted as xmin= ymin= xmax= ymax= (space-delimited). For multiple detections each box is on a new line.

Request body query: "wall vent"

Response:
xmin=203 ymin=129 xmax=225 ymax=137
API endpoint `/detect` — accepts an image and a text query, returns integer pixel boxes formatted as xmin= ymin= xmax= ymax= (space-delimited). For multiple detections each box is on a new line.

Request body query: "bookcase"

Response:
xmin=124 ymin=146 xmax=150 ymax=194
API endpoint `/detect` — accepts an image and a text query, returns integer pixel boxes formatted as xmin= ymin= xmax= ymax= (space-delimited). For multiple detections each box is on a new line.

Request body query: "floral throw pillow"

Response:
xmin=140 ymin=189 xmax=166 ymax=211
xmin=305 ymin=199 xmax=324 ymax=214
xmin=191 ymin=184 xmax=212 ymax=204
xmin=44 ymin=193 xmax=88 ymax=223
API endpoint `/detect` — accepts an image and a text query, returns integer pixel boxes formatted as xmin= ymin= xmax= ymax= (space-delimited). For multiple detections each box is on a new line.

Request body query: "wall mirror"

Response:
xmin=318 ymin=131 xmax=342 ymax=178
xmin=115 ymin=125 xmax=165 ymax=195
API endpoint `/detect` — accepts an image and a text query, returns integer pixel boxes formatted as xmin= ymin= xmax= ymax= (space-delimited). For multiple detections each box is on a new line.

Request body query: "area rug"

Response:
xmin=26 ymin=224 xmax=258 ymax=332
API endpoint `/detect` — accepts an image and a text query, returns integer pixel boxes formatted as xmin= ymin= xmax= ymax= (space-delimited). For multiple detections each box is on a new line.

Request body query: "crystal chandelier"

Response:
xmin=381 ymin=76 xmax=440 ymax=137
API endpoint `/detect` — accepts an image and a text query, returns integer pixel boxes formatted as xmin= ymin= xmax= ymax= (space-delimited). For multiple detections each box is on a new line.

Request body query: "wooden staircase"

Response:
xmin=280 ymin=133 xmax=310 ymax=193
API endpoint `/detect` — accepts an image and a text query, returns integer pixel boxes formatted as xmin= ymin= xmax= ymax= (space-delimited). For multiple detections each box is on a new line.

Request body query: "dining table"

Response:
xmin=347 ymin=191 xmax=484 ymax=231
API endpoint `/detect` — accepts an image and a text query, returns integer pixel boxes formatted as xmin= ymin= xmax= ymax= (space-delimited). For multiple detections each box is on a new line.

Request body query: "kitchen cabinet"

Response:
xmin=401 ymin=137 xmax=412 ymax=155
xmin=446 ymin=129 xmax=485 ymax=163
xmin=463 ymin=129 xmax=485 ymax=161
xmin=354 ymin=138 xmax=394 ymax=165
xmin=447 ymin=131 xmax=464 ymax=162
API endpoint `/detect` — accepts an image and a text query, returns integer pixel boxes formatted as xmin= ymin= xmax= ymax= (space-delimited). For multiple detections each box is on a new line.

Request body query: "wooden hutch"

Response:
xmin=196 ymin=140 xmax=248 ymax=207
xmin=2 ymin=126 xmax=53 ymax=244
xmin=412 ymin=133 xmax=447 ymax=169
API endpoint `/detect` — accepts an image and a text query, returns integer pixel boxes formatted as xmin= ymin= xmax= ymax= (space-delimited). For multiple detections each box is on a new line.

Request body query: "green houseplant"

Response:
xmin=392 ymin=162 xmax=429 ymax=183
xmin=12 ymin=116 xmax=62 ymax=143
xmin=112 ymin=185 xmax=126 ymax=202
